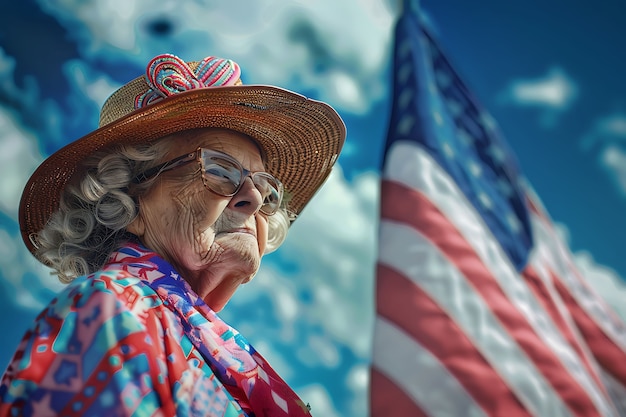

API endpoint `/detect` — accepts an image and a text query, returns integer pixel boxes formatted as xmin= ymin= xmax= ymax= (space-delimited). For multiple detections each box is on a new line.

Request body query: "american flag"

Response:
xmin=370 ymin=1 xmax=626 ymax=416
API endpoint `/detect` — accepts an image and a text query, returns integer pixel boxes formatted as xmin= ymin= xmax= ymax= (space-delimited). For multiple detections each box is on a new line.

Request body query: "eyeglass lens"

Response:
xmin=200 ymin=150 xmax=282 ymax=215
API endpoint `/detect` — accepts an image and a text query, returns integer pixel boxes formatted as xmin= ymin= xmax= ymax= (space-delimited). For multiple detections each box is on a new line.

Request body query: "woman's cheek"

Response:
xmin=177 ymin=185 xmax=221 ymax=230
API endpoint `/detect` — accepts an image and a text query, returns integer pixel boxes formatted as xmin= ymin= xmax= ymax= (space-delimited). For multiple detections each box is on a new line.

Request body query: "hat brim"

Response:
xmin=19 ymin=85 xmax=346 ymax=254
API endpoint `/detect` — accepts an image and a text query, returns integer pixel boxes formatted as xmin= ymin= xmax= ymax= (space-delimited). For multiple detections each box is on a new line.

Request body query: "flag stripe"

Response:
xmin=601 ymin=369 xmax=626 ymax=415
xmin=376 ymin=263 xmax=531 ymax=417
xmin=382 ymin=141 xmax=614 ymax=416
xmin=372 ymin=316 xmax=488 ymax=417
xmin=379 ymin=182 xmax=599 ymax=417
xmin=370 ymin=368 xmax=429 ymax=417
xmin=553 ymin=277 xmax=626 ymax=384
xmin=528 ymin=201 xmax=626 ymax=349
xmin=528 ymin=204 xmax=626 ymax=386
xmin=521 ymin=265 xmax=608 ymax=395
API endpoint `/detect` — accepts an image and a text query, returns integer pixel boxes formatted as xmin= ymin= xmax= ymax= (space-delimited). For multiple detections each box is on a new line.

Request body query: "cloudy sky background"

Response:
xmin=1 ymin=0 xmax=626 ymax=416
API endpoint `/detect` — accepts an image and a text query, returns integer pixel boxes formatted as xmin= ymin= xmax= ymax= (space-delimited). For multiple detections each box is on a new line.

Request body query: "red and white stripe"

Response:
xmin=371 ymin=141 xmax=626 ymax=416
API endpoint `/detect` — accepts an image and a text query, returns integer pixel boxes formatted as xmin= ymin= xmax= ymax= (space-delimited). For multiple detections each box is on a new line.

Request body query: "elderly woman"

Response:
xmin=0 ymin=54 xmax=345 ymax=416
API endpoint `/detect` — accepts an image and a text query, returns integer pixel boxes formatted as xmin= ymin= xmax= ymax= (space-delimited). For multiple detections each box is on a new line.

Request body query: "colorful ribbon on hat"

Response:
xmin=135 ymin=54 xmax=241 ymax=108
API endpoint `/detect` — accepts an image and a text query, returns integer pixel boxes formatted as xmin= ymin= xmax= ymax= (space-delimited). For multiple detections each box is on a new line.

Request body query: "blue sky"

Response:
xmin=1 ymin=1 xmax=626 ymax=416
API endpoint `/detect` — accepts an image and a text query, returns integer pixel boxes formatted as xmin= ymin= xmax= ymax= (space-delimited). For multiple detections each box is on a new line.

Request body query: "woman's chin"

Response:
xmin=215 ymin=234 xmax=262 ymax=262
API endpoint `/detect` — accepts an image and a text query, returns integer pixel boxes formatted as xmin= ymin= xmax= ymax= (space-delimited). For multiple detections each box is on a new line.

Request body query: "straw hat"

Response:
xmin=19 ymin=54 xmax=346 ymax=254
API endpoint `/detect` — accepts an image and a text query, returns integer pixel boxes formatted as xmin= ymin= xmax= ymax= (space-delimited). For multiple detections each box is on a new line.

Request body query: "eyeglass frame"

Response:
xmin=131 ymin=148 xmax=284 ymax=216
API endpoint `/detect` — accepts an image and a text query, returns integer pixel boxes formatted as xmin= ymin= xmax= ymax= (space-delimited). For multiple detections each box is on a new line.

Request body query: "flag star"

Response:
xmin=495 ymin=177 xmax=514 ymax=198
xmin=486 ymin=143 xmax=507 ymax=165
xmin=442 ymin=141 xmax=455 ymax=159
xmin=478 ymin=191 xmax=493 ymax=210
xmin=428 ymin=81 xmax=437 ymax=95
xmin=433 ymin=110 xmax=443 ymax=126
xmin=398 ymin=88 xmax=414 ymax=111
xmin=456 ymin=128 xmax=474 ymax=147
xmin=506 ymin=211 xmax=522 ymax=234
xmin=480 ymin=112 xmax=498 ymax=131
xmin=397 ymin=61 xmax=413 ymax=84
xmin=435 ymin=69 xmax=452 ymax=90
xmin=468 ymin=160 xmax=482 ymax=177
xmin=396 ymin=114 xmax=415 ymax=136
xmin=445 ymin=97 xmax=463 ymax=119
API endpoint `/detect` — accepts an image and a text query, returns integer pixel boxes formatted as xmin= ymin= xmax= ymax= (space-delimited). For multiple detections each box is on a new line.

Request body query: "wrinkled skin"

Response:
xmin=128 ymin=128 xmax=269 ymax=311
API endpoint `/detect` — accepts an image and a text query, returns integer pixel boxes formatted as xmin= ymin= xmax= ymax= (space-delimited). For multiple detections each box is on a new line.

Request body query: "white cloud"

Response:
xmin=0 ymin=106 xmax=65 ymax=308
xmin=579 ymin=112 xmax=626 ymax=197
xmin=0 ymin=229 xmax=60 ymax=310
xmin=498 ymin=67 xmax=578 ymax=127
xmin=346 ymin=363 xmax=370 ymax=417
xmin=36 ymin=0 xmax=395 ymax=113
xmin=601 ymin=114 xmax=626 ymax=136
xmin=0 ymin=108 xmax=41 ymax=216
xmin=580 ymin=112 xmax=626 ymax=150
xmin=64 ymin=59 xmax=121 ymax=109
xmin=298 ymin=384 xmax=340 ymax=417
xmin=599 ymin=145 xmax=626 ymax=196
xmin=279 ymin=166 xmax=378 ymax=355
xmin=0 ymin=49 xmax=65 ymax=317
xmin=572 ymin=250 xmax=626 ymax=323
xmin=502 ymin=67 xmax=578 ymax=108
xmin=553 ymin=222 xmax=626 ymax=322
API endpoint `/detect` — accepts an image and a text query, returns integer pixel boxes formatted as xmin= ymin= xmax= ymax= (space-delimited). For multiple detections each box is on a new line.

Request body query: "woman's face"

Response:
xmin=129 ymin=128 xmax=270 ymax=311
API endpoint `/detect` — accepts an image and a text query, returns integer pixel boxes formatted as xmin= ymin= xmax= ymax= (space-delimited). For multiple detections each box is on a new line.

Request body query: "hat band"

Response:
xmin=135 ymin=54 xmax=242 ymax=108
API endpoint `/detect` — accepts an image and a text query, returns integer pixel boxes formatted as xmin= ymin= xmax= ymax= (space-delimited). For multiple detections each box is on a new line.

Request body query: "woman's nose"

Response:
xmin=229 ymin=176 xmax=263 ymax=214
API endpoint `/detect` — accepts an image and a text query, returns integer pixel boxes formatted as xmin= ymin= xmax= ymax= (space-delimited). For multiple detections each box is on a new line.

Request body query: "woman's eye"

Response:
xmin=205 ymin=163 xmax=235 ymax=180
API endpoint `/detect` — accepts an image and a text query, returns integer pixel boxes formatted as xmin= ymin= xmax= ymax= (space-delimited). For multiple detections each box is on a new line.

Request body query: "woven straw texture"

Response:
xmin=19 ymin=68 xmax=345 ymax=255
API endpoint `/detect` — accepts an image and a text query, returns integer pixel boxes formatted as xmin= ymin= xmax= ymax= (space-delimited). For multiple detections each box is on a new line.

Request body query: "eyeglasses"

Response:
xmin=132 ymin=148 xmax=284 ymax=216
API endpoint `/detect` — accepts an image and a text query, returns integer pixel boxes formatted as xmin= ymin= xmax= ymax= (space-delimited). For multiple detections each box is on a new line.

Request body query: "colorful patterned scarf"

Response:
xmin=107 ymin=242 xmax=312 ymax=417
